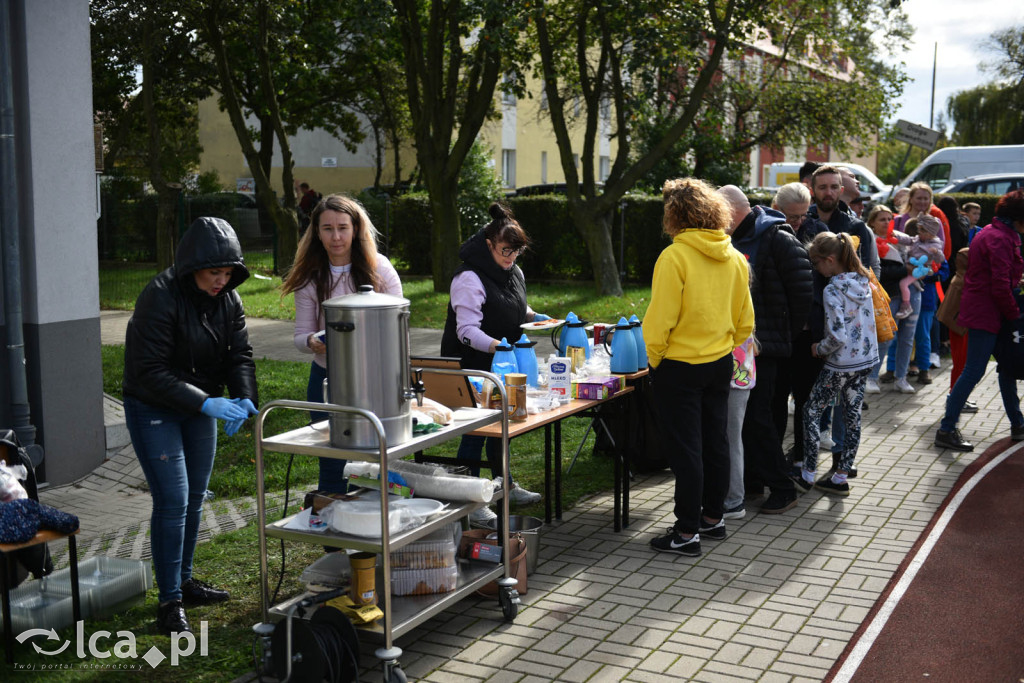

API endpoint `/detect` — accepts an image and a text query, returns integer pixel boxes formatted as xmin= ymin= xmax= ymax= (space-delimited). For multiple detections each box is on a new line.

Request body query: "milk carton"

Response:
xmin=547 ymin=356 xmax=571 ymax=404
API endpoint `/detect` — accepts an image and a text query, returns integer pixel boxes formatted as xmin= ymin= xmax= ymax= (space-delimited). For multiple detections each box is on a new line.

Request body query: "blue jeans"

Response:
xmin=307 ymin=362 xmax=347 ymax=494
xmin=914 ymin=309 xmax=936 ymax=372
xmin=941 ymin=329 xmax=1024 ymax=432
xmin=884 ymin=288 xmax=921 ymax=379
xmin=124 ymin=396 xmax=216 ymax=604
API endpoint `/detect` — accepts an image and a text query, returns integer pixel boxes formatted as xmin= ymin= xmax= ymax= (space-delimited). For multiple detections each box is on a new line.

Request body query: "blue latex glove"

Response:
xmin=236 ymin=398 xmax=259 ymax=417
xmin=223 ymin=398 xmax=258 ymax=436
xmin=533 ymin=313 xmax=551 ymax=322
xmin=201 ymin=397 xmax=248 ymax=421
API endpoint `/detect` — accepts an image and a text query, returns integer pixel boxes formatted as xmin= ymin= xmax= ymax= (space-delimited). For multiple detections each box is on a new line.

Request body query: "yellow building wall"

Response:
xmin=478 ymin=81 xmax=617 ymax=191
xmin=197 ymin=96 xmax=413 ymax=196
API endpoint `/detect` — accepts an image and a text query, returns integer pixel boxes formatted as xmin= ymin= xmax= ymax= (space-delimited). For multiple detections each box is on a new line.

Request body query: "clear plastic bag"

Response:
xmin=0 ymin=462 xmax=29 ymax=503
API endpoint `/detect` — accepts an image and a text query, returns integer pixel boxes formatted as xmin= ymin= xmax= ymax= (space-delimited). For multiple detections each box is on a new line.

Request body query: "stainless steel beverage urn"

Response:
xmin=322 ymin=285 xmax=415 ymax=448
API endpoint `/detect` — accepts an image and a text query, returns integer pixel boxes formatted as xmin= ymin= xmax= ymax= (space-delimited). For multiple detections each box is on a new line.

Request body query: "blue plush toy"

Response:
xmin=909 ymin=255 xmax=930 ymax=279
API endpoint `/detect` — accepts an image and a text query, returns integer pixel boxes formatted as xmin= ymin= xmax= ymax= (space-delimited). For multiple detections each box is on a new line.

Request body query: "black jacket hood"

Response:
xmin=174 ymin=217 xmax=250 ymax=293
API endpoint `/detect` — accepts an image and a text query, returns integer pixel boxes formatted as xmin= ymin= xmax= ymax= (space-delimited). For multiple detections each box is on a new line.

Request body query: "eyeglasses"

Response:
xmin=499 ymin=246 xmax=525 ymax=258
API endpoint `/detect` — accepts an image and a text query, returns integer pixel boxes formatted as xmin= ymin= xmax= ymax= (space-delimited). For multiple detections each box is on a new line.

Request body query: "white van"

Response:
xmin=899 ymin=145 xmax=1024 ymax=192
xmin=762 ymin=162 xmax=891 ymax=201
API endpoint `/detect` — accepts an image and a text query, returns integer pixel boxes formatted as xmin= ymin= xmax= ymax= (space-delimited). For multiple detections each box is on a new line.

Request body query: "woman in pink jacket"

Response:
xmin=935 ymin=189 xmax=1024 ymax=452
xmin=282 ymin=194 xmax=402 ymax=492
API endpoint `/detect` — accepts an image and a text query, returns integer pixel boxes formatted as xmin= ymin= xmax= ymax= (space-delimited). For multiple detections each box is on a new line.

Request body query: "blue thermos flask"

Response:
xmin=513 ymin=334 xmax=540 ymax=387
xmin=604 ymin=317 xmax=639 ymax=374
xmin=629 ymin=314 xmax=648 ymax=369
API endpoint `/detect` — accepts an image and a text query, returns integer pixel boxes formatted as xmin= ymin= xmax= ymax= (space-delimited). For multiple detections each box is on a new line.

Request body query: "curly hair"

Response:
xmin=281 ymin=194 xmax=382 ymax=303
xmin=662 ymin=178 xmax=730 ymax=235
xmin=995 ymin=189 xmax=1024 ymax=223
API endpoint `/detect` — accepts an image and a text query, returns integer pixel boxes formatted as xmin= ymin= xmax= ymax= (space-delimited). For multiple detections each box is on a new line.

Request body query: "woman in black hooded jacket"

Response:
xmin=122 ymin=217 xmax=258 ymax=635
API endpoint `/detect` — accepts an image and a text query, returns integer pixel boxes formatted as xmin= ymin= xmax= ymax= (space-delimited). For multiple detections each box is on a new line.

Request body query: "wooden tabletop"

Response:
xmin=469 ymin=386 xmax=635 ymax=438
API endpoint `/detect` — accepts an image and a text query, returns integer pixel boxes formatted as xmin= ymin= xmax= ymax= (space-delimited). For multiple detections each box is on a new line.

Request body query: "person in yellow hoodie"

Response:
xmin=644 ymin=178 xmax=755 ymax=557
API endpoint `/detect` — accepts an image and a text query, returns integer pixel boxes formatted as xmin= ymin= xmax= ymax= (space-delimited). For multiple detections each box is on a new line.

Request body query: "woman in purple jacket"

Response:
xmin=935 ymin=189 xmax=1024 ymax=452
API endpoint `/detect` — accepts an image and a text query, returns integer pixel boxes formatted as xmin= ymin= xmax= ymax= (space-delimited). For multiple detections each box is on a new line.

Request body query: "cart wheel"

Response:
xmin=499 ymin=588 xmax=519 ymax=622
xmin=384 ymin=664 xmax=407 ymax=683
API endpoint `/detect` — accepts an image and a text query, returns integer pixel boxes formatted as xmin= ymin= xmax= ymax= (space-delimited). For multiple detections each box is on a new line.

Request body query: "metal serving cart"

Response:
xmin=253 ymin=369 xmax=516 ymax=682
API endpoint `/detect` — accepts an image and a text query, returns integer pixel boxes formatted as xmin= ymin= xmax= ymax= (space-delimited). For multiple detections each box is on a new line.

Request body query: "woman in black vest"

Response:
xmin=441 ymin=203 xmax=550 ymax=526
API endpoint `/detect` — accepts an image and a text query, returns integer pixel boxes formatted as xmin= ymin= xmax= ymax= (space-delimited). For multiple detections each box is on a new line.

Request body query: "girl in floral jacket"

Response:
xmin=797 ymin=232 xmax=878 ymax=497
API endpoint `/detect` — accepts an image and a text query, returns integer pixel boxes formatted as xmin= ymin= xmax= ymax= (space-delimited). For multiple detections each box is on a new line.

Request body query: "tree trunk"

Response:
xmin=571 ymin=205 xmax=623 ymax=296
xmin=424 ymin=172 xmax=462 ymax=293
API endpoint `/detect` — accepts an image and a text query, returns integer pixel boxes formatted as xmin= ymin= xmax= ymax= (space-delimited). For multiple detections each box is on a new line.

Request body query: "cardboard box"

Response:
xmin=571 ymin=375 xmax=625 ymax=400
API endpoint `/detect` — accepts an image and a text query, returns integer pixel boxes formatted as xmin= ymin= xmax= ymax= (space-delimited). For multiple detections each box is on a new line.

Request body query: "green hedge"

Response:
xmin=935 ymin=193 xmax=1000 ymax=227
xmin=360 ymin=190 xmax=1012 ymax=282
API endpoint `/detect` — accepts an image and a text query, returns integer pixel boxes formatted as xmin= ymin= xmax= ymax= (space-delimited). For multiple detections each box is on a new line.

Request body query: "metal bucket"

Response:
xmin=322 ymin=285 xmax=413 ymax=448
xmin=507 ymin=515 xmax=543 ymax=575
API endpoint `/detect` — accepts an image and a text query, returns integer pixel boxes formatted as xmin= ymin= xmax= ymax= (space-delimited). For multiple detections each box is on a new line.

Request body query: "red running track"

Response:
xmin=827 ymin=440 xmax=1024 ymax=683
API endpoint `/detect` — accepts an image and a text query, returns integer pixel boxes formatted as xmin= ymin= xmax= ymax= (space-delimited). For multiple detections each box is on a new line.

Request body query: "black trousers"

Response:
xmin=651 ymin=355 xmax=731 ymax=535
xmin=741 ymin=356 xmax=796 ymax=495
xmin=788 ymin=329 xmax=824 ymax=463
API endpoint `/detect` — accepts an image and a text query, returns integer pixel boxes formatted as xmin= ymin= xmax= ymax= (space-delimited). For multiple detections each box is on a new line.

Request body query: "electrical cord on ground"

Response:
xmin=271 ymin=453 xmax=295 ymax=607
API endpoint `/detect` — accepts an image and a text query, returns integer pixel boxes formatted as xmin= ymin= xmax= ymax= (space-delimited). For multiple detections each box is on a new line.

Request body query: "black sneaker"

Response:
xmin=698 ymin=518 xmax=726 ymax=541
xmin=650 ymin=528 xmax=701 ymax=556
xmin=934 ymin=428 xmax=974 ymax=452
xmin=180 ymin=578 xmax=230 ymax=605
xmin=791 ymin=476 xmax=812 ymax=494
xmin=962 ymin=400 xmax=979 ymax=413
xmin=760 ymin=491 xmax=797 ymax=514
xmin=814 ymin=477 xmax=850 ymax=496
xmin=723 ymin=504 xmax=746 ymax=520
xmin=156 ymin=600 xmax=192 ymax=634
xmin=1012 ymin=425 xmax=1024 ymax=441
xmin=848 ymin=467 xmax=858 ymax=479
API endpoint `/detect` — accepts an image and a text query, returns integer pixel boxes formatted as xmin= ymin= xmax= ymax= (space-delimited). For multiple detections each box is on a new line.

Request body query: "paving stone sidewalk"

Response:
xmin=58 ymin=314 xmax=1009 ymax=680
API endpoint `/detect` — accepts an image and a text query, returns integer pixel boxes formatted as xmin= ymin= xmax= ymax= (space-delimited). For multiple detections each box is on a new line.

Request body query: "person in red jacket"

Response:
xmin=935 ymin=189 xmax=1024 ymax=452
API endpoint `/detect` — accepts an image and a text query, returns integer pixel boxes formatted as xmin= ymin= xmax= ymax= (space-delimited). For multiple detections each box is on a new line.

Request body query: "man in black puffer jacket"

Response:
xmin=719 ymin=186 xmax=813 ymax=515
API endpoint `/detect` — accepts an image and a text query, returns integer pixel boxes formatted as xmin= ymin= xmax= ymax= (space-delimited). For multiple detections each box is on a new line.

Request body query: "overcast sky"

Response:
xmin=889 ymin=0 xmax=1024 ymax=132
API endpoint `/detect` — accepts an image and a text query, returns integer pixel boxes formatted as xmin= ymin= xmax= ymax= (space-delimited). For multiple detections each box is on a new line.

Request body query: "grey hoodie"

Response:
xmin=818 ymin=272 xmax=878 ymax=372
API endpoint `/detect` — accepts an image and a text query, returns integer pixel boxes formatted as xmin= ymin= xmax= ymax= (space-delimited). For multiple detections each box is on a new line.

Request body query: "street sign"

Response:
xmin=894 ymin=119 xmax=940 ymax=150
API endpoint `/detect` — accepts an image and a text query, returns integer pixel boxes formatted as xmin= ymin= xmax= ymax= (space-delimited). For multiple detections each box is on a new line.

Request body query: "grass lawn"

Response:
xmin=100 ymin=261 xmax=653 ymax=329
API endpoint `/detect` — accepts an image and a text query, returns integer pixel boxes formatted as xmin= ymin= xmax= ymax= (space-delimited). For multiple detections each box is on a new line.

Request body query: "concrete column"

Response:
xmin=3 ymin=0 xmax=104 ymax=484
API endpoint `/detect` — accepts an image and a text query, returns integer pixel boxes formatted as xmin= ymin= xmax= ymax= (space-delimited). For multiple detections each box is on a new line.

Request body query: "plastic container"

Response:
xmin=390 ymin=533 xmax=457 ymax=570
xmin=390 ymin=565 xmax=458 ymax=596
xmin=300 ymin=551 xmax=352 ymax=588
xmin=0 ymin=576 xmax=76 ymax=631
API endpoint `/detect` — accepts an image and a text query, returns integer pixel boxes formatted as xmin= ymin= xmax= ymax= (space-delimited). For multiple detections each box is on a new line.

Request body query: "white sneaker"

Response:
xmin=509 ymin=482 xmax=541 ymax=505
xmin=819 ymin=435 xmax=835 ymax=450
xmin=469 ymin=506 xmax=497 ymax=528
xmin=493 ymin=476 xmax=542 ymax=505
xmin=930 ymin=353 xmax=941 ymax=369
xmin=895 ymin=377 xmax=916 ymax=394
xmin=865 ymin=378 xmax=881 ymax=394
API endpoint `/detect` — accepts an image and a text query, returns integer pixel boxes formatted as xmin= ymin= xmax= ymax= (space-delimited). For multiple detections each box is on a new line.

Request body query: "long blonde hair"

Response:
xmin=281 ymin=194 xmax=382 ymax=303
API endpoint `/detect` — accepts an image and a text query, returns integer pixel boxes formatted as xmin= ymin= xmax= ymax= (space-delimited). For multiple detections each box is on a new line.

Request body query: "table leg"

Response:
xmin=623 ymin=411 xmax=630 ymax=528
xmin=614 ymin=439 xmax=621 ymax=532
xmin=68 ymin=535 xmax=81 ymax=623
xmin=544 ymin=425 xmax=552 ymax=524
xmin=555 ymin=420 xmax=563 ymax=521
xmin=2 ymin=554 xmax=13 ymax=664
